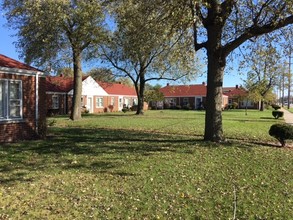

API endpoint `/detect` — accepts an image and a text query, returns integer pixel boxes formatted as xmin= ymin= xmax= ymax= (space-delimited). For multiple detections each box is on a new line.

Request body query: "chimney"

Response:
xmin=60 ymin=74 xmax=63 ymax=77
xmin=167 ymin=83 xmax=170 ymax=86
xmin=236 ymin=85 xmax=239 ymax=89
xmin=202 ymin=82 xmax=206 ymax=86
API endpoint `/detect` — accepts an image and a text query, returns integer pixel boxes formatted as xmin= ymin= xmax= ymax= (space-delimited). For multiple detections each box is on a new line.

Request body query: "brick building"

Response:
xmin=0 ymin=54 xmax=46 ymax=142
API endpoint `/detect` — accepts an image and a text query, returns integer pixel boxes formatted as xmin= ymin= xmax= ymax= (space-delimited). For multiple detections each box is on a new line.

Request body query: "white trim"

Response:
xmin=46 ymin=91 xmax=67 ymax=95
xmin=95 ymin=97 xmax=104 ymax=108
xmin=107 ymin=94 xmax=137 ymax=97
xmin=35 ymin=73 xmax=39 ymax=133
xmin=0 ymin=79 xmax=23 ymax=121
xmin=0 ymin=67 xmax=44 ymax=77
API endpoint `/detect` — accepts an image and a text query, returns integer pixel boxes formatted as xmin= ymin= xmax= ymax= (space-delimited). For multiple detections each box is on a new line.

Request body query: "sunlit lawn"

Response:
xmin=0 ymin=109 xmax=292 ymax=219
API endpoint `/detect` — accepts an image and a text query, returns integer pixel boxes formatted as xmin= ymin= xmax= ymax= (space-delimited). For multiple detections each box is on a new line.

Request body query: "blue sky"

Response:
xmin=0 ymin=14 xmax=244 ymax=87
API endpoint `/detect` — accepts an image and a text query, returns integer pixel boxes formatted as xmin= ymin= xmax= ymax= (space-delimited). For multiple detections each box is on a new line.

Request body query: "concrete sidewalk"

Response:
xmin=281 ymin=108 xmax=293 ymax=125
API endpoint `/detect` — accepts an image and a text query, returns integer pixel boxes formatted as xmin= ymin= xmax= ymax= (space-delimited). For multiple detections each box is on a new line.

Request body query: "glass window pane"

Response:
xmin=0 ymin=82 xmax=4 ymax=117
xmin=10 ymin=102 xmax=21 ymax=117
xmin=10 ymin=82 xmax=20 ymax=99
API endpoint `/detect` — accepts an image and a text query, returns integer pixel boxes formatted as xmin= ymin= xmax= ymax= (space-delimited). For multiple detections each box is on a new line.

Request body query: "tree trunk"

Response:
xmin=204 ymin=51 xmax=226 ymax=142
xmin=136 ymin=74 xmax=146 ymax=115
xmin=70 ymin=50 xmax=82 ymax=120
xmin=203 ymin=14 xmax=227 ymax=142
xmin=260 ymin=100 xmax=265 ymax=111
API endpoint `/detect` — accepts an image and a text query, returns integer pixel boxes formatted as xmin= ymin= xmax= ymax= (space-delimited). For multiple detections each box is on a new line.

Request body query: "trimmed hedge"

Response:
xmin=271 ymin=104 xmax=281 ymax=110
xmin=269 ymin=123 xmax=293 ymax=147
xmin=272 ymin=110 xmax=284 ymax=119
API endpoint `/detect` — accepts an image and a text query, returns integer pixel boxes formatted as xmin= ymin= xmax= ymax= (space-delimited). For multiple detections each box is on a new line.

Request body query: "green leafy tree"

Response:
xmin=144 ymin=89 xmax=164 ymax=103
xmin=165 ymin=0 xmax=293 ymax=142
xmin=242 ymin=41 xmax=283 ymax=111
xmin=56 ymin=67 xmax=74 ymax=77
xmin=101 ymin=0 xmax=198 ymax=115
xmin=2 ymin=0 xmax=107 ymax=120
xmin=87 ymin=68 xmax=115 ymax=82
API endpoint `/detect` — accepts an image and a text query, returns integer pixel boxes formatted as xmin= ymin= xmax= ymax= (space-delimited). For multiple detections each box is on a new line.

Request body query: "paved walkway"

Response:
xmin=281 ymin=108 xmax=293 ymax=125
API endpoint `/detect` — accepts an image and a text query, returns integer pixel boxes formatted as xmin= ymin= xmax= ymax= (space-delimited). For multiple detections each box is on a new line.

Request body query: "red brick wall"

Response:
xmin=0 ymin=72 xmax=46 ymax=142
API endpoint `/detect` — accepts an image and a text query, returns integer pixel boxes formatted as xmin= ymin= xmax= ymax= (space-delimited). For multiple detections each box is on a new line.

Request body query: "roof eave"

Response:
xmin=0 ymin=66 xmax=44 ymax=76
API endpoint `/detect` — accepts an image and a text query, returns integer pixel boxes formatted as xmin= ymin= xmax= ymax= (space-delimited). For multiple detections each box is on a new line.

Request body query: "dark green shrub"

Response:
xmin=269 ymin=123 xmax=293 ymax=147
xmin=175 ymin=105 xmax=182 ymax=110
xmin=122 ymin=108 xmax=129 ymax=113
xmin=271 ymin=104 xmax=281 ymax=110
xmin=272 ymin=110 xmax=284 ymax=119
xmin=130 ymin=105 xmax=138 ymax=111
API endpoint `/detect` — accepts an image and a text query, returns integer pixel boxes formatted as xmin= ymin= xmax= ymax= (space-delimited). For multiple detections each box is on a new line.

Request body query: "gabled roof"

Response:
xmin=98 ymin=81 xmax=137 ymax=96
xmin=46 ymin=76 xmax=75 ymax=92
xmin=0 ymin=54 xmax=40 ymax=72
xmin=160 ymin=84 xmax=207 ymax=97
xmin=223 ymin=86 xmax=248 ymax=97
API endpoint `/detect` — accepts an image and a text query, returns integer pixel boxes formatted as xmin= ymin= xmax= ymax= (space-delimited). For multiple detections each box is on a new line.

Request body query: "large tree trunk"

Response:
xmin=136 ymin=74 xmax=146 ymax=115
xmin=204 ymin=20 xmax=226 ymax=142
xmin=70 ymin=50 xmax=82 ymax=120
xmin=204 ymin=51 xmax=226 ymax=142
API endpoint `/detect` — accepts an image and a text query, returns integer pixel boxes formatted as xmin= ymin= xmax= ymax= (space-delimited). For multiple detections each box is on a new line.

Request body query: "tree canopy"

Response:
xmin=165 ymin=0 xmax=293 ymax=141
xmin=101 ymin=0 xmax=198 ymax=114
xmin=2 ymin=0 xmax=108 ymax=120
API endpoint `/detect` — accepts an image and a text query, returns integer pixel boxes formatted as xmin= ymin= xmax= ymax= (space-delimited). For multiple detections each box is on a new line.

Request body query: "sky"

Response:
xmin=0 ymin=14 xmax=244 ymax=88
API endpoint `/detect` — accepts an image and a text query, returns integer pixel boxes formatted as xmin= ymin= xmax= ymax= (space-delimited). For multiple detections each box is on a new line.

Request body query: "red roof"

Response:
xmin=0 ymin=54 xmax=40 ymax=72
xmin=160 ymin=84 xmax=207 ymax=97
xmin=98 ymin=81 xmax=137 ymax=96
xmin=46 ymin=76 xmax=75 ymax=92
xmin=46 ymin=76 xmax=89 ymax=92
xmin=223 ymin=86 xmax=247 ymax=97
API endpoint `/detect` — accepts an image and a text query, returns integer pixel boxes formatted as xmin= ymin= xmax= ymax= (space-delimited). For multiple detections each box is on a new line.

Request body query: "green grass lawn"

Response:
xmin=0 ymin=110 xmax=292 ymax=219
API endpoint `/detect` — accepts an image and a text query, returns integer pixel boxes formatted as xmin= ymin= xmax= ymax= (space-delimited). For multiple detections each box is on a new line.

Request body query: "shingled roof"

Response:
xmin=0 ymin=54 xmax=40 ymax=72
xmin=160 ymin=84 xmax=207 ymax=97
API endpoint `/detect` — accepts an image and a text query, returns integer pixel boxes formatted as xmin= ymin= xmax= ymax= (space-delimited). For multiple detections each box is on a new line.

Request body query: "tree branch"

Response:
xmin=223 ymin=15 xmax=293 ymax=56
xmin=145 ymin=72 xmax=189 ymax=82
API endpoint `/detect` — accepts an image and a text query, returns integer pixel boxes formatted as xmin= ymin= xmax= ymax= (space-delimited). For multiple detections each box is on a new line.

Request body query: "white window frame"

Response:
xmin=0 ymin=79 xmax=23 ymax=121
xmin=96 ymin=97 xmax=103 ymax=108
xmin=52 ymin=95 xmax=59 ymax=109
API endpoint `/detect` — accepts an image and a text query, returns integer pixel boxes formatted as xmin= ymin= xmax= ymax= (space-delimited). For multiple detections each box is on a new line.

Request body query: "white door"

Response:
xmin=118 ymin=96 xmax=123 ymax=111
xmin=87 ymin=97 xmax=93 ymax=113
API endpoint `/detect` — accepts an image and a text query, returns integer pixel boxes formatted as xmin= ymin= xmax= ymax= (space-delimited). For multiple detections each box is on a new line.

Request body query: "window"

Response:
xmin=168 ymin=98 xmax=176 ymax=107
xmin=133 ymin=98 xmax=137 ymax=105
xmin=119 ymin=98 xmax=123 ymax=108
xmin=183 ymin=98 xmax=189 ymax=106
xmin=0 ymin=80 xmax=22 ymax=120
xmin=0 ymin=81 xmax=4 ymax=118
xmin=96 ymin=97 xmax=103 ymax=108
xmin=52 ymin=95 xmax=59 ymax=109
xmin=81 ymin=97 xmax=84 ymax=106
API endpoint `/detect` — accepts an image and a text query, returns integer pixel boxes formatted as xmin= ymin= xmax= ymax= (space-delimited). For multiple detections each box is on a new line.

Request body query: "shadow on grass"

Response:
xmin=0 ymin=127 xmax=202 ymax=185
xmin=1 ymin=126 xmax=281 ymax=185
xmin=224 ymin=118 xmax=276 ymax=123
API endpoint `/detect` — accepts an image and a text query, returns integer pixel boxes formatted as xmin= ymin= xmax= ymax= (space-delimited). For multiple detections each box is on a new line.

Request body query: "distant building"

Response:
xmin=46 ymin=75 xmax=139 ymax=115
xmin=223 ymin=85 xmax=259 ymax=109
xmin=160 ymin=82 xmax=228 ymax=110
